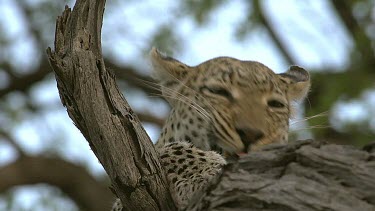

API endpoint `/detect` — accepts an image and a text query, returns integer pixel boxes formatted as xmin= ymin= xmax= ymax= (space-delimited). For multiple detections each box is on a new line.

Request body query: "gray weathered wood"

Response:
xmin=188 ymin=140 xmax=375 ymax=211
xmin=46 ymin=1 xmax=176 ymax=210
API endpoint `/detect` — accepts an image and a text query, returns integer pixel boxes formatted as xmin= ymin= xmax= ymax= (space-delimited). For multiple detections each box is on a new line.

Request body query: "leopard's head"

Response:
xmin=151 ymin=48 xmax=310 ymax=154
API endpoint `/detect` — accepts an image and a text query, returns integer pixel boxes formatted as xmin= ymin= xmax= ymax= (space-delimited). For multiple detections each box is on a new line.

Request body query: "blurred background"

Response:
xmin=0 ymin=0 xmax=374 ymax=210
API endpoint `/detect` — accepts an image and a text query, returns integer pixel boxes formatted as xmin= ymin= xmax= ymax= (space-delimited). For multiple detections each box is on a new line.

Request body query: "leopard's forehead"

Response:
xmin=193 ymin=57 xmax=284 ymax=90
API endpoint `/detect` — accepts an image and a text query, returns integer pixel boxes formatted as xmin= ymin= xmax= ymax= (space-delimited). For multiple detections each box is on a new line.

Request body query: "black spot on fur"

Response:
xmin=176 ymin=180 xmax=183 ymax=186
xmin=172 ymin=145 xmax=184 ymax=150
xmin=160 ymin=154 xmax=169 ymax=159
xmin=178 ymin=158 xmax=186 ymax=164
xmin=180 ymin=71 xmax=187 ymax=77
xmin=198 ymin=152 xmax=205 ymax=156
xmin=199 ymin=158 xmax=207 ymax=162
xmin=191 ymin=131 xmax=198 ymax=138
xmin=187 ymin=154 xmax=194 ymax=159
xmin=178 ymin=168 xmax=184 ymax=174
xmin=185 ymin=135 xmax=191 ymax=142
xmin=172 ymin=177 xmax=177 ymax=183
xmin=174 ymin=150 xmax=183 ymax=155
xmin=186 ymin=149 xmax=192 ymax=153
xmin=168 ymin=137 xmax=175 ymax=143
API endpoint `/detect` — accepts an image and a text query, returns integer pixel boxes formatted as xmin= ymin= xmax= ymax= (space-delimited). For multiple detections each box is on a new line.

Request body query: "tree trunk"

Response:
xmin=46 ymin=1 xmax=375 ymax=211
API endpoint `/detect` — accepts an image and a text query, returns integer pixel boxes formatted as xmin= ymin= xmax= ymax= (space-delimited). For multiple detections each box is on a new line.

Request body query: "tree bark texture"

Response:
xmin=46 ymin=1 xmax=175 ymax=210
xmin=46 ymin=1 xmax=375 ymax=211
xmin=188 ymin=140 xmax=375 ymax=211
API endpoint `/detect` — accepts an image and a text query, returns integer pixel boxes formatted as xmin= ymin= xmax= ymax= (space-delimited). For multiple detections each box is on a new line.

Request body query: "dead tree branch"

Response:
xmin=253 ymin=0 xmax=296 ymax=64
xmin=0 ymin=156 xmax=113 ymax=211
xmin=46 ymin=1 xmax=175 ymax=210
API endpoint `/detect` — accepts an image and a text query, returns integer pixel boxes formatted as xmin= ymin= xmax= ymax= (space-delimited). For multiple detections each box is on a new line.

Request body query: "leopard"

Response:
xmin=111 ymin=47 xmax=310 ymax=210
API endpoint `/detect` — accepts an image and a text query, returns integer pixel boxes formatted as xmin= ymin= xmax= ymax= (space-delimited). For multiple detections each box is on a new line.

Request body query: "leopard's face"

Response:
xmin=151 ymin=48 xmax=310 ymax=154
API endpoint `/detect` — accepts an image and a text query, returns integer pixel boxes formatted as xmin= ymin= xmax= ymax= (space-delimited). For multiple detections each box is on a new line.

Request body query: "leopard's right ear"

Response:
xmin=149 ymin=47 xmax=189 ymax=82
xmin=278 ymin=65 xmax=310 ymax=101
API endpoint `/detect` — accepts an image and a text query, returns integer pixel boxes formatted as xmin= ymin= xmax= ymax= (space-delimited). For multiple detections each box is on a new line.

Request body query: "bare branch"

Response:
xmin=0 ymin=62 xmax=51 ymax=98
xmin=106 ymin=61 xmax=161 ymax=96
xmin=254 ymin=0 xmax=296 ymax=64
xmin=137 ymin=113 xmax=165 ymax=127
xmin=0 ymin=130 xmax=26 ymax=157
xmin=0 ymin=155 xmax=113 ymax=211
xmin=330 ymin=0 xmax=375 ymax=67
xmin=46 ymin=1 xmax=175 ymax=210
xmin=0 ymin=58 xmax=160 ymax=98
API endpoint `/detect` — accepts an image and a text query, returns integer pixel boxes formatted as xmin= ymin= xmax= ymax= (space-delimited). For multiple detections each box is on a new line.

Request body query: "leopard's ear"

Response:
xmin=278 ymin=66 xmax=310 ymax=100
xmin=149 ymin=47 xmax=189 ymax=82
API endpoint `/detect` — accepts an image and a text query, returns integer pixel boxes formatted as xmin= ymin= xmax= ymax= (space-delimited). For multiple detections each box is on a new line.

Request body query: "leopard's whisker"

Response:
xmin=159 ymin=87 xmax=210 ymax=119
xmin=290 ymin=124 xmax=330 ymax=132
xmin=141 ymin=79 xmax=211 ymax=122
xmin=149 ymin=68 xmax=219 ymax=121
xmin=148 ymin=91 xmax=211 ymax=123
xmin=290 ymin=110 xmax=329 ymax=125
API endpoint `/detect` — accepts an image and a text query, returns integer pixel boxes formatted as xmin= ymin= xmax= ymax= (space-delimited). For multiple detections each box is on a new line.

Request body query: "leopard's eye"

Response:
xmin=201 ymin=86 xmax=233 ymax=100
xmin=267 ymin=99 xmax=285 ymax=108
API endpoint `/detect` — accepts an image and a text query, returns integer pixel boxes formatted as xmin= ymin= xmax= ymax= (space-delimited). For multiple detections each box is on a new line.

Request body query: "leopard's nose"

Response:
xmin=235 ymin=127 xmax=264 ymax=153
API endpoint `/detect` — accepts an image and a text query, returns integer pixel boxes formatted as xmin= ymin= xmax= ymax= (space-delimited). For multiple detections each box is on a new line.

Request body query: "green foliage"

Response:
xmin=148 ymin=25 xmax=182 ymax=56
xmin=181 ymin=0 xmax=227 ymax=24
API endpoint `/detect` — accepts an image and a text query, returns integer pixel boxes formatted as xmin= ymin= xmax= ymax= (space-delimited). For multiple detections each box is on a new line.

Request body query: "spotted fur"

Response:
xmin=111 ymin=48 xmax=310 ymax=210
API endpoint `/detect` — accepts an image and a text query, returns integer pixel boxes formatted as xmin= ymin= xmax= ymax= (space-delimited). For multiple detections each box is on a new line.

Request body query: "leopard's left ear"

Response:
xmin=149 ymin=47 xmax=189 ymax=82
xmin=278 ymin=66 xmax=310 ymax=100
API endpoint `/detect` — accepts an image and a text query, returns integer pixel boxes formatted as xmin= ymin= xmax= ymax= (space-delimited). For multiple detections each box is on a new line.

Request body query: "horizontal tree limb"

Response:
xmin=0 ymin=156 xmax=113 ymax=211
xmin=188 ymin=140 xmax=375 ymax=211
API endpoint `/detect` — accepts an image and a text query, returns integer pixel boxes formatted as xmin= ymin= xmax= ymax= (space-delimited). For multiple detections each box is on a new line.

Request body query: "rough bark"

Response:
xmin=46 ymin=1 xmax=175 ymax=210
xmin=46 ymin=1 xmax=375 ymax=211
xmin=188 ymin=140 xmax=375 ymax=211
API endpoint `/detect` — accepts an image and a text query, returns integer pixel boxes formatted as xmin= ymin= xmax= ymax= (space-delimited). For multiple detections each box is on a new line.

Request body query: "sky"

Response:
xmin=0 ymin=0 xmax=373 ymax=210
